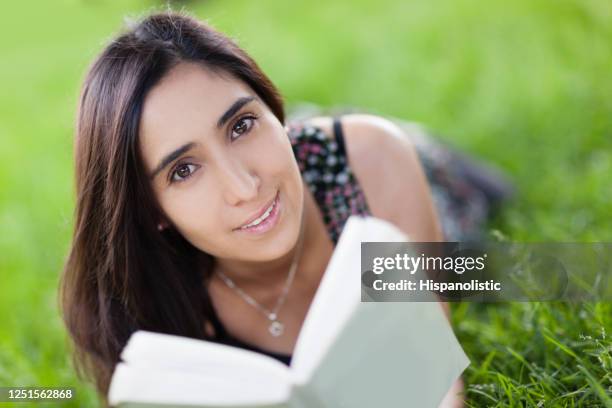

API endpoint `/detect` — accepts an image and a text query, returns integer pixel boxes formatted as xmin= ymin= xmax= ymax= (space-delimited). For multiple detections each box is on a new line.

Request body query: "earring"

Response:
xmin=157 ymin=223 xmax=164 ymax=231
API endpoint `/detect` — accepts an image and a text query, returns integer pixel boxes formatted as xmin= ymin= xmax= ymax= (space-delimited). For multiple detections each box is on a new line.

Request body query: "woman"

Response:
xmin=60 ymin=11 xmax=511 ymax=406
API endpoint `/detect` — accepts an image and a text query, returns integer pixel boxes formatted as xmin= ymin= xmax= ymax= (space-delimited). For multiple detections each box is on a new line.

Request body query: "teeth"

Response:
xmin=241 ymin=199 xmax=275 ymax=229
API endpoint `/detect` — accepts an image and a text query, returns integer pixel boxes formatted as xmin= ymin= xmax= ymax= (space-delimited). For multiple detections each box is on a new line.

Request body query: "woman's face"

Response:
xmin=139 ymin=62 xmax=304 ymax=262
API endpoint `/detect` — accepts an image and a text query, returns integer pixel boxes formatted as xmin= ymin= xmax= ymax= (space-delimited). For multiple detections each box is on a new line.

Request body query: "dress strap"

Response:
xmin=332 ymin=116 xmax=346 ymax=156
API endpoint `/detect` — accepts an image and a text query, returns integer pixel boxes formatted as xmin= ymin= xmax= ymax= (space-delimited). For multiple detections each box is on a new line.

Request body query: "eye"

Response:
xmin=170 ymin=163 xmax=200 ymax=183
xmin=230 ymin=115 xmax=257 ymax=141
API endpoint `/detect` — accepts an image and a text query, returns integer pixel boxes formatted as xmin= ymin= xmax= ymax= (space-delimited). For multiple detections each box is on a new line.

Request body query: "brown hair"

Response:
xmin=59 ymin=11 xmax=285 ymax=404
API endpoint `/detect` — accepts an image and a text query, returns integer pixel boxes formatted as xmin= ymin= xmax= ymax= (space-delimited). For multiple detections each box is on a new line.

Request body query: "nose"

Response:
xmin=217 ymin=157 xmax=260 ymax=206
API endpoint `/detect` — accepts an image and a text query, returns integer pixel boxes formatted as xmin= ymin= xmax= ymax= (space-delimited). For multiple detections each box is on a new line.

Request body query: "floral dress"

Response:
xmin=288 ymin=117 xmax=511 ymax=243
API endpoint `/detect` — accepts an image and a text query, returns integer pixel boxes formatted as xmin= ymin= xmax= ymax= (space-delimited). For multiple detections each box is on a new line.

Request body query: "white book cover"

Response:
xmin=108 ymin=215 xmax=470 ymax=408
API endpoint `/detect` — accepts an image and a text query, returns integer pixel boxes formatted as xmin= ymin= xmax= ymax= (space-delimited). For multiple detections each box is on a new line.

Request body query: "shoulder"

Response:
xmin=299 ymin=113 xmax=420 ymax=183
xmin=300 ymin=114 xmax=442 ymax=241
xmin=300 ymin=113 xmax=415 ymax=160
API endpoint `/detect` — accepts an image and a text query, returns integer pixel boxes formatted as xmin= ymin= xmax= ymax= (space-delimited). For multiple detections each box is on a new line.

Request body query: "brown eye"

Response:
xmin=230 ymin=116 xmax=256 ymax=141
xmin=170 ymin=163 xmax=199 ymax=183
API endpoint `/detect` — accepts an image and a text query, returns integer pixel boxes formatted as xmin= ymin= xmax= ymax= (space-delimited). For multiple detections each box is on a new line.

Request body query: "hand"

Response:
xmin=437 ymin=377 xmax=465 ymax=408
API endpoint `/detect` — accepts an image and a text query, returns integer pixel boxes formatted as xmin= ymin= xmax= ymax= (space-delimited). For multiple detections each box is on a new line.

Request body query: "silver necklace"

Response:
xmin=215 ymin=218 xmax=305 ymax=337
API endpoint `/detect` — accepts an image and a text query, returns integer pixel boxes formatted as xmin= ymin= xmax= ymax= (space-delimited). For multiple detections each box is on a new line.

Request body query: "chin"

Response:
xmin=245 ymin=225 xmax=301 ymax=264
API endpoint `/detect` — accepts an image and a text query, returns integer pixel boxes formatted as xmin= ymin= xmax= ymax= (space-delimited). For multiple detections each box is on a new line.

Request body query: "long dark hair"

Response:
xmin=59 ymin=11 xmax=285 ymax=403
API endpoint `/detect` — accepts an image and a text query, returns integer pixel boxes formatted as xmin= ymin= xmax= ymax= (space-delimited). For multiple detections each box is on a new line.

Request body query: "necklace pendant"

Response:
xmin=269 ymin=320 xmax=284 ymax=337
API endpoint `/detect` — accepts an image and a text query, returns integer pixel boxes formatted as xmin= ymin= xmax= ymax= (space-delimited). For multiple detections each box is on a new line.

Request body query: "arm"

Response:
xmin=339 ymin=114 xmax=453 ymax=314
xmin=337 ymin=114 xmax=464 ymax=407
xmin=304 ymin=114 xmax=450 ymax=308
xmin=339 ymin=114 xmax=444 ymax=243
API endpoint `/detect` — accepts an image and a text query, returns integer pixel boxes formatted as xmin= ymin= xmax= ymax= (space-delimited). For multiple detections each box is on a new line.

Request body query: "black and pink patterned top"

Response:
xmin=288 ymin=118 xmax=372 ymax=244
xmin=289 ymin=117 xmax=501 ymax=246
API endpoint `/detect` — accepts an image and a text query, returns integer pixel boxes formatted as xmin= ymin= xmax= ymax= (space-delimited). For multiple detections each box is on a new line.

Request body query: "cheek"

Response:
xmin=165 ymin=196 xmax=235 ymax=257
xmin=162 ymin=190 xmax=221 ymax=234
xmin=156 ymin=175 xmax=224 ymax=245
xmin=249 ymin=130 xmax=293 ymax=168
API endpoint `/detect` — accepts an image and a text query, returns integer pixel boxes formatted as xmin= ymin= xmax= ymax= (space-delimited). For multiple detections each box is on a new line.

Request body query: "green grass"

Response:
xmin=0 ymin=0 xmax=610 ymax=406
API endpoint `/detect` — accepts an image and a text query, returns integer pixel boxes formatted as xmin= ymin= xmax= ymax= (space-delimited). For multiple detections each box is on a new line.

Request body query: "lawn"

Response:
xmin=0 ymin=0 xmax=610 ymax=406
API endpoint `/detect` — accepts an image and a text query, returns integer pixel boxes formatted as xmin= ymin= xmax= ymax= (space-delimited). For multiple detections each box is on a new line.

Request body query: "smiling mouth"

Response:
xmin=234 ymin=191 xmax=279 ymax=230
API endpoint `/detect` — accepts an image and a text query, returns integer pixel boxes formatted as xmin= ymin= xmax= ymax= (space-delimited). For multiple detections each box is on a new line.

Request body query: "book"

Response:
xmin=108 ymin=215 xmax=470 ymax=407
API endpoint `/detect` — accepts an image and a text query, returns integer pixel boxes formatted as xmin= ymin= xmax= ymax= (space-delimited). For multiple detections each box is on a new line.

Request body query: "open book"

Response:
xmin=108 ymin=215 xmax=470 ymax=408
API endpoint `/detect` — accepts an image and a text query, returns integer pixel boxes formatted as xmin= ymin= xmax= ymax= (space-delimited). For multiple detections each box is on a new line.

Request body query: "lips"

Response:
xmin=234 ymin=191 xmax=279 ymax=230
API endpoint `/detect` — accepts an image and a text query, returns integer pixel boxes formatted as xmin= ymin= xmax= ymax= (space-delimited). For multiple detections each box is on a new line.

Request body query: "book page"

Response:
xmin=291 ymin=216 xmax=401 ymax=382
xmin=290 ymin=215 xmax=469 ymax=406
xmin=109 ymin=364 xmax=290 ymax=408
xmin=305 ymin=301 xmax=469 ymax=407
xmin=108 ymin=331 xmax=291 ymax=407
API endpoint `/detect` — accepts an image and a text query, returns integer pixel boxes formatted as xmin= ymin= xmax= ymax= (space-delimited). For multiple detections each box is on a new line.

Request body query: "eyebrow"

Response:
xmin=149 ymin=96 xmax=257 ymax=180
xmin=217 ymin=96 xmax=257 ymax=128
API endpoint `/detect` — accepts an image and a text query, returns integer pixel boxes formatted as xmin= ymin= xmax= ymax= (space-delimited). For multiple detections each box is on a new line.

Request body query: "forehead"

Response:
xmin=139 ymin=62 xmax=254 ymax=160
